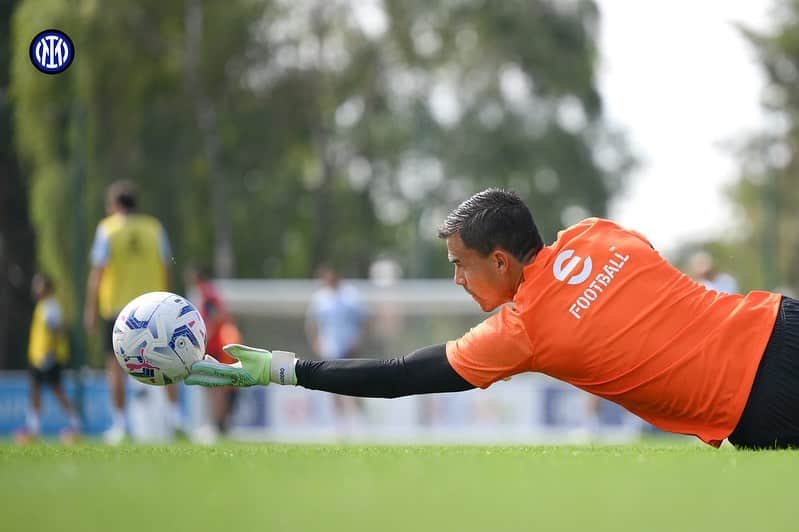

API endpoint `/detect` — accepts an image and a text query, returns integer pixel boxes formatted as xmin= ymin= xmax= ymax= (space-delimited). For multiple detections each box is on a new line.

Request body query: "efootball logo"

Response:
xmin=553 ymin=249 xmax=592 ymax=285
xmin=29 ymin=29 xmax=74 ymax=74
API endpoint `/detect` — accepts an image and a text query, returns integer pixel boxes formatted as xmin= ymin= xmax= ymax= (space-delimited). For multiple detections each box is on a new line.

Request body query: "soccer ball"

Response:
xmin=112 ymin=291 xmax=207 ymax=386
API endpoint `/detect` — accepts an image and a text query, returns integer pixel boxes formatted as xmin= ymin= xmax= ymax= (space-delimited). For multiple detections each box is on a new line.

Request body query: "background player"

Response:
xmin=305 ymin=265 xmax=367 ymax=430
xmin=687 ymin=250 xmax=739 ymax=294
xmin=84 ymin=180 xmax=185 ymax=443
xmin=18 ymin=273 xmax=80 ymax=443
xmin=185 ymin=266 xmax=242 ymax=437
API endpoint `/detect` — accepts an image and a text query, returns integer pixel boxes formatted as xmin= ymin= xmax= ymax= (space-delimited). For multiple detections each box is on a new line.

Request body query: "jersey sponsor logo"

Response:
xmin=553 ymin=249 xmax=593 ymax=285
xmin=568 ymin=246 xmax=630 ymax=320
xmin=29 ymin=29 xmax=75 ymax=74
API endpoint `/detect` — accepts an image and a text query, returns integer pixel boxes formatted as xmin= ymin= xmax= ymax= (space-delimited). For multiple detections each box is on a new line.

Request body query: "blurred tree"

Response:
xmin=376 ymin=0 xmax=634 ymax=275
xmin=0 ymin=0 xmax=35 ymax=369
xmin=729 ymin=2 xmax=799 ymax=293
xmin=11 ymin=0 xmax=631 ymax=366
xmin=242 ymin=0 xmax=633 ymax=276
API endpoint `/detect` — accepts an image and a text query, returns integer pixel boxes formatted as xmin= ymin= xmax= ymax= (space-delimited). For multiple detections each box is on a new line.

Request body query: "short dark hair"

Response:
xmin=437 ymin=188 xmax=543 ymax=261
xmin=107 ymin=180 xmax=138 ymax=210
xmin=189 ymin=264 xmax=213 ymax=281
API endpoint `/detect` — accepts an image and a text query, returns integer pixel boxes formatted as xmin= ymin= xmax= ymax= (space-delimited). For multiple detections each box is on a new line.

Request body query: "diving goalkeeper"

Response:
xmin=187 ymin=189 xmax=799 ymax=449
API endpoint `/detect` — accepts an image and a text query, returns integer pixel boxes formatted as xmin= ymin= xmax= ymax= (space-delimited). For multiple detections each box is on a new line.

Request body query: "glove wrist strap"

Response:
xmin=270 ymin=351 xmax=297 ymax=385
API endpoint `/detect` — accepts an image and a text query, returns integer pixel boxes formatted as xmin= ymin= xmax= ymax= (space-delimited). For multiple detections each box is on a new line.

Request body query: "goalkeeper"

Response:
xmin=187 ymin=189 xmax=799 ymax=450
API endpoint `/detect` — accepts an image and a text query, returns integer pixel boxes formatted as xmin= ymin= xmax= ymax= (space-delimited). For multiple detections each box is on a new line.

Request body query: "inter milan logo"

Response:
xmin=29 ymin=29 xmax=74 ymax=74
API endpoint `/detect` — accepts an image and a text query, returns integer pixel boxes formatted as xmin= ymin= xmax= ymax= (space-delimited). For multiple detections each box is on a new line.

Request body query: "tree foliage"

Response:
xmin=1 ymin=0 xmax=34 ymax=368
xmin=10 ymin=0 xmax=631 ymax=366
xmin=729 ymin=1 xmax=799 ymax=292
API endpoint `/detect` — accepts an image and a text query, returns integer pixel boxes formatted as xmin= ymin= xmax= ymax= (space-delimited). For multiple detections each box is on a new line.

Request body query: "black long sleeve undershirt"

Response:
xmin=295 ymin=343 xmax=475 ymax=398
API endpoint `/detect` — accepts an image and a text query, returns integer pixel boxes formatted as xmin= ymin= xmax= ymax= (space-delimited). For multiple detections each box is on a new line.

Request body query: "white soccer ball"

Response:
xmin=112 ymin=291 xmax=207 ymax=386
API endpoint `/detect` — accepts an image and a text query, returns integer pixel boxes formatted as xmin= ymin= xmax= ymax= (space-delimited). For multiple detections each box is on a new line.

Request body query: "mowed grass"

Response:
xmin=1 ymin=442 xmax=797 ymax=532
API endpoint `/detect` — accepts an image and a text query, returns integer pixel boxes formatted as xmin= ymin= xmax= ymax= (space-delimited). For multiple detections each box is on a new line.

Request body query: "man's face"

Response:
xmin=318 ymin=267 xmax=338 ymax=288
xmin=105 ymin=196 xmax=118 ymax=216
xmin=446 ymin=233 xmax=515 ymax=312
xmin=31 ymin=275 xmax=45 ymax=300
xmin=184 ymin=269 xmax=199 ymax=289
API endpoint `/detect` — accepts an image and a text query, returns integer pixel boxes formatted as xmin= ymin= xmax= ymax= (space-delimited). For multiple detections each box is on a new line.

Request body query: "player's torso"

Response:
xmin=314 ymin=289 xmax=361 ymax=326
xmin=514 ymin=218 xmax=777 ymax=421
xmin=312 ymin=288 xmax=362 ymax=356
xmin=517 ymin=219 xmax=702 ymax=379
xmin=28 ymin=298 xmax=67 ymax=365
xmin=206 ymin=322 xmax=241 ymax=363
xmin=198 ymin=281 xmax=240 ymax=362
xmin=99 ymin=214 xmax=166 ymax=314
xmin=103 ymin=214 xmax=162 ymax=267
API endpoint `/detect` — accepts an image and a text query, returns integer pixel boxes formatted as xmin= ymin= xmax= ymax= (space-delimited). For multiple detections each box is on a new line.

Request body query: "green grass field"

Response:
xmin=1 ymin=442 xmax=797 ymax=532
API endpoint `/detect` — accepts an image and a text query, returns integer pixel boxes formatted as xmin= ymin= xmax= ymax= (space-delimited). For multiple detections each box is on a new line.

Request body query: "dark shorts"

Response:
xmin=728 ymin=296 xmax=799 ymax=449
xmin=30 ymin=362 xmax=63 ymax=386
xmin=102 ymin=317 xmax=116 ymax=356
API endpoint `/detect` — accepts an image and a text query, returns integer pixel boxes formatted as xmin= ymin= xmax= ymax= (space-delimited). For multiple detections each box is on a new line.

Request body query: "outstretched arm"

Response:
xmin=186 ymin=343 xmax=475 ymax=397
xmin=297 ymin=344 xmax=474 ymax=397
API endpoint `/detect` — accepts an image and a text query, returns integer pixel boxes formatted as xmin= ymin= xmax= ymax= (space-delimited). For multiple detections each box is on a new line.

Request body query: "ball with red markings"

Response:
xmin=112 ymin=291 xmax=207 ymax=386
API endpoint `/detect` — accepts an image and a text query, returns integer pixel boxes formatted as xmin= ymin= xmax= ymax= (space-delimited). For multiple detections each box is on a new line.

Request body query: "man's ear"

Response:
xmin=493 ymin=249 xmax=509 ymax=271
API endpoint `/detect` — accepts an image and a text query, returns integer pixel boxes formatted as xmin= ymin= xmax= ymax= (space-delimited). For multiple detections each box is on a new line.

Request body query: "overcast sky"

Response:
xmin=599 ymin=0 xmax=773 ymax=252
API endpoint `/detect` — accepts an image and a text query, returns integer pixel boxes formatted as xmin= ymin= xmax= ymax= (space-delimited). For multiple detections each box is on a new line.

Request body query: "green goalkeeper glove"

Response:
xmin=185 ymin=344 xmax=297 ymax=387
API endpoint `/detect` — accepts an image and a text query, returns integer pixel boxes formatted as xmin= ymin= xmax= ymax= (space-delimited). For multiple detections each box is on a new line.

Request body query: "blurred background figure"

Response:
xmin=306 ymin=265 xmax=368 ymax=431
xmin=581 ymin=395 xmax=604 ymax=441
xmin=185 ymin=265 xmax=242 ymax=440
xmin=688 ymin=250 xmax=739 ymax=294
xmin=17 ymin=273 xmax=79 ymax=444
xmin=83 ymin=180 xmax=185 ymax=444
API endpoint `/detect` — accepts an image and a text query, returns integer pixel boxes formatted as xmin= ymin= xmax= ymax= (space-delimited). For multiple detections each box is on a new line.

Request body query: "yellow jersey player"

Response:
xmin=83 ymin=180 xmax=184 ymax=443
xmin=17 ymin=273 xmax=80 ymax=443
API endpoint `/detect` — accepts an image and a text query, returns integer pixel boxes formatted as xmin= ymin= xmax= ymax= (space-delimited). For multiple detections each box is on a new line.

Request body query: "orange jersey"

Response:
xmin=446 ymin=218 xmax=781 ymax=446
xmin=207 ymin=321 xmax=242 ymax=364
